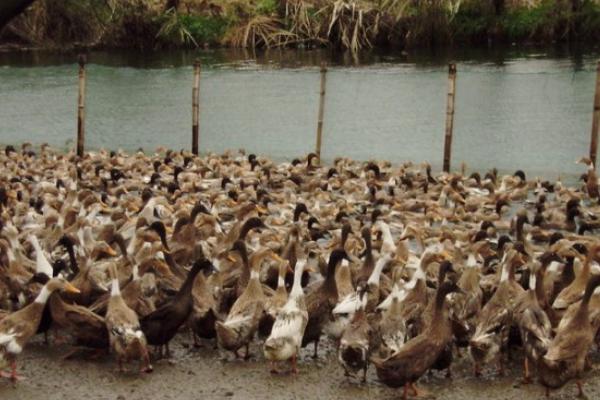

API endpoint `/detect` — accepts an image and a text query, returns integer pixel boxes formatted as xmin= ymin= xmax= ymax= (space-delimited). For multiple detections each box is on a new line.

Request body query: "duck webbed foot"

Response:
xmin=243 ymin=344 xmax=251 ymax=360
xmin=312 ymin=339 xmax=320 ymax=359
xmin=0 ymin=370 xmax=24 ymax=382
xmin=140 ymin=350 xmax=153 ymax=373
xmin=473 ymin=362 xmax=482 ymax=377
xmin=577 ymin=380 xmax=587 ymax=398
xmin=445 ymin=366 xmax=452 ymax=380
xmin=409 ymin=382 xmax=430 ymax=398
xmin=291 ymin=355 xmax=299 ymax=375
xmin=497 ymin=358 xmax=505 ymax=376
xmin=1 ymin=361 xmax=24 ymax=383
xmin=269 ymin=361 xmax=280 ymax=374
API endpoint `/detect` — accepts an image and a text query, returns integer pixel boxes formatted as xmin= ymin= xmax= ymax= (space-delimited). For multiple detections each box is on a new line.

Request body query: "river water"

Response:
xmin=0 ymin=46 xmax=599 ymax=179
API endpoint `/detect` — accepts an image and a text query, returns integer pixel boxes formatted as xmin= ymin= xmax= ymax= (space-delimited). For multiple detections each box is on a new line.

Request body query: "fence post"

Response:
xmin=76 ymin=54 xmax=86 ymax=157
xmin=192 ymin=59 xmax=201 ymax=156
xmin=590 ymin=61 xmax=600 ymax=168
xmin=443 ymin=63 xmax=457 ymax=173
xmin=315 ymin=63 xmax=327 ymax=162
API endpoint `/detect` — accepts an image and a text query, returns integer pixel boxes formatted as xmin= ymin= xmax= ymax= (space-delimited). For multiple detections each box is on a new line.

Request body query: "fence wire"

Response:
xmin=0 ymin=62 xmax=597 ymax=179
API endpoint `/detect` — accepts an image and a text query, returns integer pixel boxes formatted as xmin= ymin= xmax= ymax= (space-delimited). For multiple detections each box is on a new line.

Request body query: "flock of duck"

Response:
xmin=2 ymin=144 xmax=600 ymax=398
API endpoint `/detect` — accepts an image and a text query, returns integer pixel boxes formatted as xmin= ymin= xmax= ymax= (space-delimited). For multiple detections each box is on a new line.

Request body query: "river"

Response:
xmin=0 ymin=45 xmax=599 ymax=179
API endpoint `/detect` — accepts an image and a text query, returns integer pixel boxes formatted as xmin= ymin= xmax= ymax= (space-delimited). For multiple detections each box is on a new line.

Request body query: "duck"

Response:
xmin=261 ymin=258 xmax=293 ymax=338
xmin=302 ymin=249 xmax=349 ymax=358
xmin=469 ymin=248 xmax=525 ymax=376
xmin=371 ymin=280 xmax=461 ymax=399
xmin=449 ymin=252 xmax=483 ymax=348
xmin=0 ymin=277 xmax=79 ymax=381
xmin=338 ymin=286 xmax=373 ymax=382
xmin=264 ymin=258 xmax=309 ymax=374
xmin=27 ymin=234 xmax=53 ymax=278
xmin=189 ymin=258 xmax=220 ymax=344
xmin=141 ymin=259 xmax=209 ymax=357
xmin=396 ymin=248 xmax=450 ymax=338
xmin=105 ymin=263 xmax=152 ymax=373
xmin=335 ymin=252 xmax=393 ymax=315
xmin=513 ymin=256 xmax=553 ymax=384
xmin=48 ymin=281 xmax=110 ymax=352
xmin=89 ymin=261 xmax=158 ymax=318
xmin=538 ymin=274 xmax=600 ymax=397
xmin=552 ymin=244 xmax=600 ymax=313
xmin=216 ymin=248 xmax=276 ymax=359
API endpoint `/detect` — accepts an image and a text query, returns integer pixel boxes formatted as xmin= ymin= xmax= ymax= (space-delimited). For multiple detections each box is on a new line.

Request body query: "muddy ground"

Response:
xmin=1 ymin=334 xmax=599 ymax=400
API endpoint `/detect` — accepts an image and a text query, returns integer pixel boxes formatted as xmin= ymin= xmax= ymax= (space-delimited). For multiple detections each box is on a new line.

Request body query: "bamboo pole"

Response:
xmin=76 ymin=54 xmax=86 ymax=157
xmin=192 ymin=59 xmax=201 ymax=156
xmin=590 ymin=61 xmax=600 ymax=168
xmin=315 ymin=63 xmax=327 ymax=162
xmin=443 ymin=63 xmax=457 ymax=173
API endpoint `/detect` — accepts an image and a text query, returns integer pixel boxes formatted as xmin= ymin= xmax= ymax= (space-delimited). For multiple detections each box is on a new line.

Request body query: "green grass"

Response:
xmin=155 ymin=12 xmax=230 ymax=48
xmin=4 ymin=0 xmax=600 ymax=50
xmin=178 ymin=14 xmax=230 ymax=44
xmin=256 ymin=0 xmax=278 ymax=16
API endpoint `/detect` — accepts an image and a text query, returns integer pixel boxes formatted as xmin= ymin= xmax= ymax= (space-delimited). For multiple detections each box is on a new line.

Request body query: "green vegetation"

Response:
xmin=1 ymin=0 xmax=600 ymax=51
xmin=156 ymin=11 xmax=230 ymax=47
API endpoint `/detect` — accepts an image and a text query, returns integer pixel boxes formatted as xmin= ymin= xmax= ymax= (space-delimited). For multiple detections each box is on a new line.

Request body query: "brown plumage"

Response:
xmin=189 ymin=262 xmax=220 ymax=343
xmin=1 ymin=278 xmax=79 ymax=381
xmin=338 ymin=288 xmax=373 ymax=382
xmin=49 ymin=292 xmax=109 ymax=350
xmin=469 ymin=249 xmax=525 ymax=376
xmin=141 ymin=259 xmax=208 ymax=357
xmin=105 ymin=263 xmax=152 ymax=373
xmin=371 ymin=281 xmax=461 ymax=399
xmin=302 ymin=249 xmax=348 ymax=358
xmin=539 ymin=274 xmax=600 ymax=397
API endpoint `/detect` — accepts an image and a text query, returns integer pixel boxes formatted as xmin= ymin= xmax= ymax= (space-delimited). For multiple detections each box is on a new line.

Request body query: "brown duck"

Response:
xmin=0 ymin=277 xmax=79 ymax=381
xmin=302 ymin=249 xmax=348 ymax=358
xmin=141 ymin=259 xmax=209 ymax=357
xmin=371 ymin=280 xmax=461 ymax=399
xmin=539 ymin=274 xmax=600 ymax=397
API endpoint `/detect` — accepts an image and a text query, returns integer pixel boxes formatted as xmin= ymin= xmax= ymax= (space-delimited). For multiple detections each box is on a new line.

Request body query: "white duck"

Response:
xmin=28 ymin=234 xmax=53 ymax=277
xmin=263 ymin=258 xmax=308 ymax=374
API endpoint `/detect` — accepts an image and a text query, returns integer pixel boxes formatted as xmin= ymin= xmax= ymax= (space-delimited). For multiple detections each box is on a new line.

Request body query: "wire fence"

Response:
xmin=0 ymin=58 xmax=599 ymax=180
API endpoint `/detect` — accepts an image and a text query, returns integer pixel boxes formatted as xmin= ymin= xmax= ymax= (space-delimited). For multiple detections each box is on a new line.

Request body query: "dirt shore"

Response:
xmin=1 ymin=334 xmax=598 ymax=400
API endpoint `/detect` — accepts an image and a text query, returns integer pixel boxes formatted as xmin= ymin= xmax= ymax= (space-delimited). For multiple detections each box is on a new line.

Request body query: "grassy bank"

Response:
xmin=1 ymin=0 xmax=600 ymax=51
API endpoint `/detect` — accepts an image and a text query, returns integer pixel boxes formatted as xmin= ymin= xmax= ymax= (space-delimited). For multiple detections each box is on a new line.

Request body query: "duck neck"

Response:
xmin=500 ymin=253 xmax=515 ymax=283
xmin=341 ymin=225 xmax=351 ymax=247
xmin=416 ymin=252 xmax=433 ymax=281
xmin=111 ymin=278 xmax=121 ymax=297
xmin=515 ymin=218 xmax=526 ymax=242
xmin=31 ymin=236 xmax=42 ymax=253
xmin=239 ymin=220 xmax=257 ymax=240
xmin=368 ymin=255 xmax=388 ymax=286
xmin=176 ymin=267 xmax=201 ymax=300
xmin=35 ymin=285 xmax=54 ymax=304
xmin=582 ymin=281 xmax=598 ymax=308
xmin=563 ymin=257 xmax=575 ymax=282
xmin=276 ymin=266 xmax=287 ymax=293
xmin=433 ymin=287 xmax=450 ymax=321
xmin=581 ymin=253 xmax=593 ymax=281
xmin=380 ymin=224 xmax=394 ymax=250
xmin=323 ymin=258 xmax=339 ymax=298
xmin=364 ymin=233 xmax=373 ymax=257
xmin=532 ymin=268 xmax=544 ymax=305
xmin=65 ymin=242 xmax=79 ymax=274
xmin=577 ymin=276 xmax=600 ymax=319
xmin=290 ymin=260 xmax=305 ymax=299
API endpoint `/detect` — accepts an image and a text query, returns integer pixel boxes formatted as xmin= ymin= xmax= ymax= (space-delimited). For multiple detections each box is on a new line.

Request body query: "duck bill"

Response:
xmin=256 ymin=205 xmax=268 ymax=215
xmin=64 ymin=282 xmax=81 ymax=294
xmin=105 ymin=247 xmax=118 ymax=257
